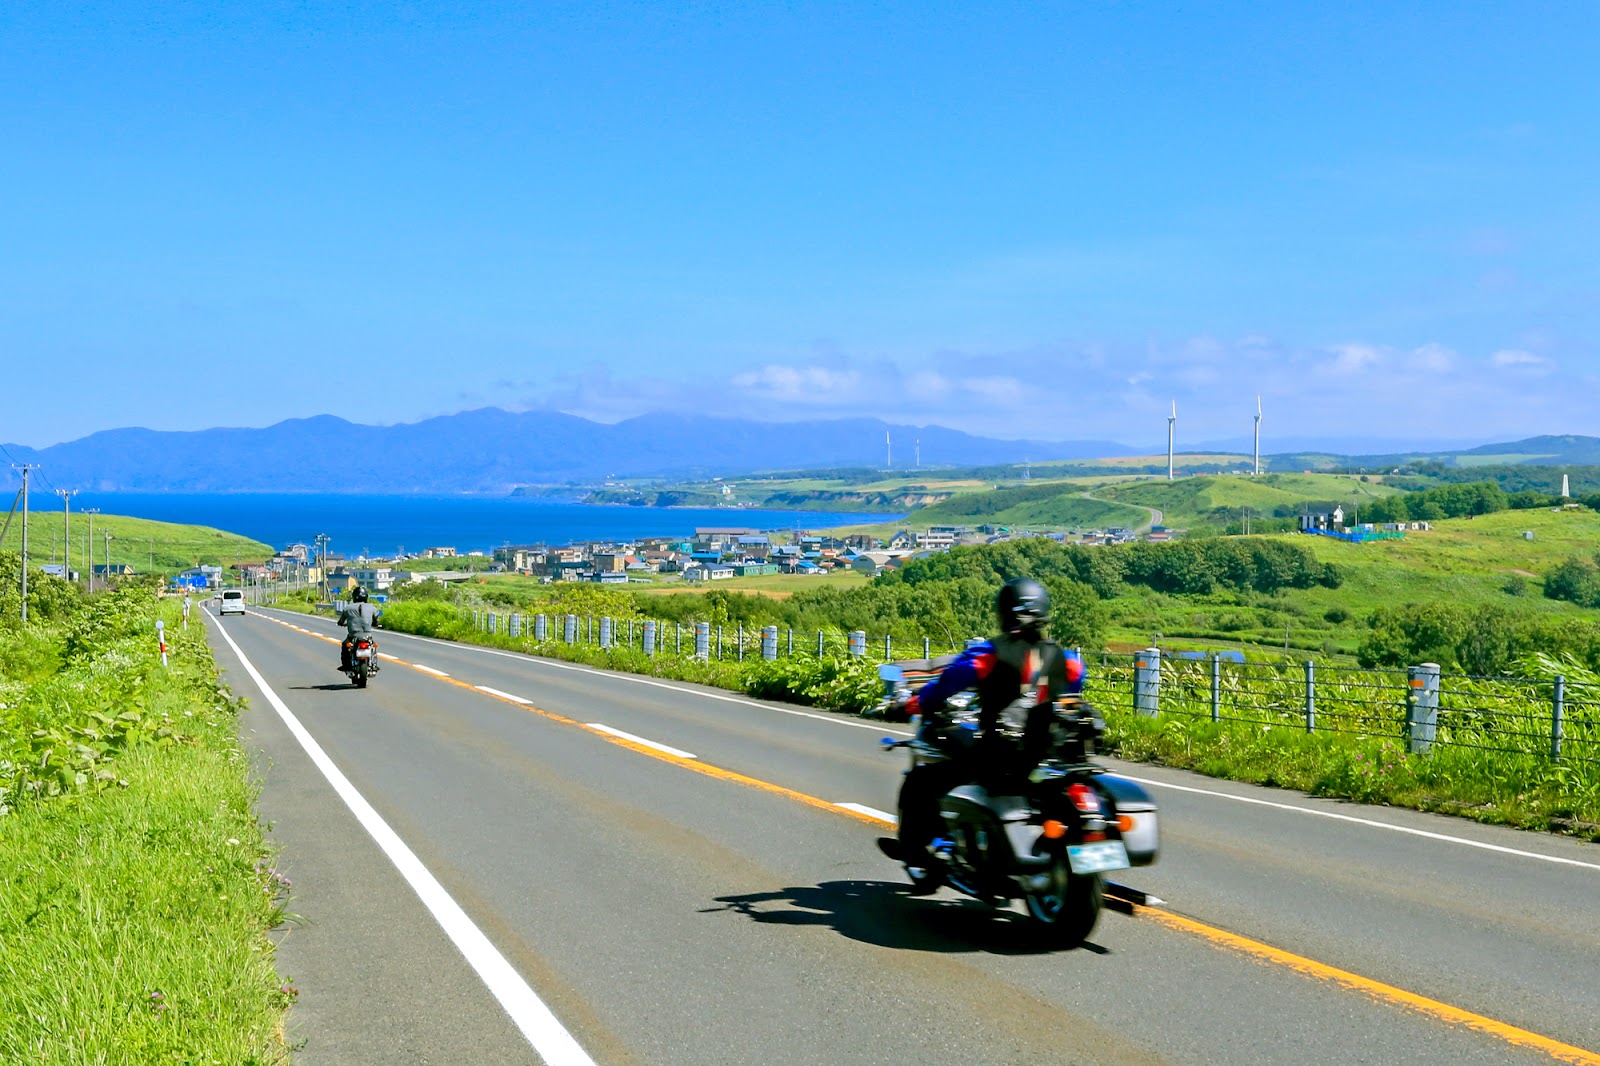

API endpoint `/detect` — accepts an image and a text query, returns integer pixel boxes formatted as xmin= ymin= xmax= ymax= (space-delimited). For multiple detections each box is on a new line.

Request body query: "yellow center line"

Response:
xmin=250 ymin=611 xmax=1600 ymax=1064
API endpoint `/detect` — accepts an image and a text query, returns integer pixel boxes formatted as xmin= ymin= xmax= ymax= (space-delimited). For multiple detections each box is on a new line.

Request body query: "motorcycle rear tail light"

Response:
xmin=1067 ymin=783 xmax=1101 ymax=813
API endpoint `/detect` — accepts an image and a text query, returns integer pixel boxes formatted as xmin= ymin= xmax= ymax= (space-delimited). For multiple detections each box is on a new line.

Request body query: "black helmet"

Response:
xmin=997 ymin=576 xmax=1049 ymax=636
xmin=351 ymin=586 xmax=370 ymax=603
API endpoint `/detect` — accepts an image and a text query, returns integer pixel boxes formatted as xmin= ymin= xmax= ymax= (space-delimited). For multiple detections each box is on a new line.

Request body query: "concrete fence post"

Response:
xmin=488 ymin=611 xmax=497 ymax=635
xmin=1552 ymin=675 xmax=1565 ymax=761
xmin=694 ymin=621 xmax=710 ymax=660
xmin=534 ymin=613 xmax=548 ymax=641
xmin=761 ymin=625 xmax=777 ymax=661
xmin=643 ymin=619 xmax=656 ymax=656
xmin=848 ymin=631 xmax=866 ymax=658
xmin=1134 ymin=647 xmax=1161 ymax=717
xmin=599 ymin=617 xmax=613 ymax=649
xmin=1304 ymin=660 xmax=1316 ymax=733
xmin=1211 ymin=654 xmax=1222 ymax=723
xmin=563 ymin=614 xmax=577 ymax=644
xmin=1406 ymin=662 xmax=1441 ymax=754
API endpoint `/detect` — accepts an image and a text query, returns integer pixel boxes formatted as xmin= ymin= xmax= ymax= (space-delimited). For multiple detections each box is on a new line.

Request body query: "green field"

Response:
xmin=0 ymin=511 xmax=271 ymax=573
xmin=1095 ymin=473 xmax=1400 ymax=528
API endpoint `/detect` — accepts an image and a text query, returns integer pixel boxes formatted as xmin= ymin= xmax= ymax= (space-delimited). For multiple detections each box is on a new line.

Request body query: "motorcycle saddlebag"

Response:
xmin=1095 ymin=774 xmax=1159 ymax=866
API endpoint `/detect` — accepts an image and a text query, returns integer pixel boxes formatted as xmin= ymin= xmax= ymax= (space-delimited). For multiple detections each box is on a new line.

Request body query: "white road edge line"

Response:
xmin=413 ymin=664 xmax=449 ymax=677
xmin=836 ymin=802 xmax=896 ymax=824
xmin=207 ymin=617 xmax=597 ymax=1066
xmin=250 ymin=609 xmax=1594 ymax=871
xmin=1123 ymin=775 xmax=1600 ymax=873
xmin=476 ymin=685 xmax=532 ymax=705
xmin=586 ymin=723 xmax=697 ymax=760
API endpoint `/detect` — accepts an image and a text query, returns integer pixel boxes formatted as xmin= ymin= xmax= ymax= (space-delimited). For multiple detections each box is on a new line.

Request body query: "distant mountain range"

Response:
xmin=4 ymin=412 xmax=1596 ymax=494
xmin=0 ymin=410 xmax=1137 ymax=494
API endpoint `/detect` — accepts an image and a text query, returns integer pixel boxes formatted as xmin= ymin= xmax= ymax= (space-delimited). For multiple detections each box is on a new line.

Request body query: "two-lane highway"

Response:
xmin=209 ymin=605 xmax=1600 ymax=1064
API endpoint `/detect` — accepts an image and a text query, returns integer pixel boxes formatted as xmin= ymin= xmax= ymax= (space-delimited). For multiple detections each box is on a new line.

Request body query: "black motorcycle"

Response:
xmin=343 ymin=635 xmax=379 ymax=689
xmin=877 ymin=667 xmax=1159 ymax=946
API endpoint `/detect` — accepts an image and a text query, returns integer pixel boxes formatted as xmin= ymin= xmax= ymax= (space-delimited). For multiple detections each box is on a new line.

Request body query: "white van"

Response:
xmin=219 ymin=589 xmax=246 ymax=616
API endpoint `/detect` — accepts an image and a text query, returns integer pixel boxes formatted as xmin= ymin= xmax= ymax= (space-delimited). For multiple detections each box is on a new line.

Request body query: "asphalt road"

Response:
xmin=205 ymin=605 xmax=1600 ymax=1065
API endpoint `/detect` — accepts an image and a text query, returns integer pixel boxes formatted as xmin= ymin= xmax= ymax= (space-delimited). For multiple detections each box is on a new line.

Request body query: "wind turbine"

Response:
xmin=1253 ymin=395 xmax=1262 ymax=476
xmin=1167 ymin=401 xmax=1176 ymax=481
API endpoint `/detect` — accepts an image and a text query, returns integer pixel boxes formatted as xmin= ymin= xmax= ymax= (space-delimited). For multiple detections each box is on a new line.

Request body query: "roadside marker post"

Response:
xmin=761 ymin=625 xmax=777 ymax=661
xmin=643 ymin=620 xmax=656 ymax=656
xmin=1134 ymin=648 xmax=1161 ymax=717
xmin=155 ymin=619 xmax=168 ymax=668
xmin=1406 ymin=663 xmax=1441 ymax=754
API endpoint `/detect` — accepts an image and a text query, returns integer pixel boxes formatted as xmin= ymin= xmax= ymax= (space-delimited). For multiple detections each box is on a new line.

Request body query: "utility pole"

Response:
xmin=316 ymin=532 xmax=331 ymax=603
xmin=84 ymin=509 xmax=98 ymax=591
xmin=14 ymin=465 xmax=36 ymax=622
xmin=103 ymin=531 xmax=114 ymax=587
xmin=56 ymin=489 xmax=77 ymax=584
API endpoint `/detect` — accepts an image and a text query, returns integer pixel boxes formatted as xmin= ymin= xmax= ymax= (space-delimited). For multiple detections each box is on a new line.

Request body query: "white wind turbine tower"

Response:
xmin=1253 ymin=395 xmax=1262 ymax=476
xmin=1167 ymin=401 xmax=1177 ymax=481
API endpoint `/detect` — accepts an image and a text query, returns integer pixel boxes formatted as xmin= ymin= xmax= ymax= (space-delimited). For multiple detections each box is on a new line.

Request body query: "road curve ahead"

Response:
xmin=207 ymin=606 xmax=1600 ymax=1065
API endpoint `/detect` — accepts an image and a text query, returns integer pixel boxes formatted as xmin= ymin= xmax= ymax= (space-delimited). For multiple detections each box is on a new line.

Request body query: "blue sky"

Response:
xmin=3 ymin=2 xmax=1597 ymax=449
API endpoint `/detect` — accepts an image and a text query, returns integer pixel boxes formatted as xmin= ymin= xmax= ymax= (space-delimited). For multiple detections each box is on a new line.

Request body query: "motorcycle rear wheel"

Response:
xmin=354 ymin=665 xmax=368 ymax=689
xmin=1024 ymin=856 xmax=1102 ymax=946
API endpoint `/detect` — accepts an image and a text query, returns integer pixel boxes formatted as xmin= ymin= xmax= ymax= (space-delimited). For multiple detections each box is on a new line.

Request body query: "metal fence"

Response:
xmin=460 ymin=609 xmax=1597 ymax=767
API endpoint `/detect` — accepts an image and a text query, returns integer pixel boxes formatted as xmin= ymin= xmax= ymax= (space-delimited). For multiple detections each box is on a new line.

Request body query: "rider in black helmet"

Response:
xmin=883 ymin=576 xmax=1086 ymax=889
xmin=337 ymin=585 xmax=381 ymax=672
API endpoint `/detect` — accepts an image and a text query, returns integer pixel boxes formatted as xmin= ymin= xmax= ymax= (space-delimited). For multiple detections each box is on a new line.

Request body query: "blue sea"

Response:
xmin=36 ymin=493 xmax=902 ymax=557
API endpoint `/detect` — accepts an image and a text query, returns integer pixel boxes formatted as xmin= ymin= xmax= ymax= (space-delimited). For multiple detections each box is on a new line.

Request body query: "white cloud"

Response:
xmin=1491 ymin=348 xmax=1548 ymax=369
xmin=1326 ymin=343 xmax=1382 ymax=374
xmin=729 ymin=364 xmax=863 ymax=400
xmin=1410 ymin=343 xmax=1457 ymax=372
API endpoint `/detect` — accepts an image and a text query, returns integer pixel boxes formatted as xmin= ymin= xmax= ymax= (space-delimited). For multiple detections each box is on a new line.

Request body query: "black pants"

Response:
xmin=341 ymin=635 xmax=375 ymax=670
xmin=897 ymin=757 xmax=976 ymax=858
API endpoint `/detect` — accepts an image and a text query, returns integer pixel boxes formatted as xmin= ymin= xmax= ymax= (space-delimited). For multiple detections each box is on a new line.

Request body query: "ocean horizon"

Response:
xmin=27 ymin=492 xmax=903 ymax=558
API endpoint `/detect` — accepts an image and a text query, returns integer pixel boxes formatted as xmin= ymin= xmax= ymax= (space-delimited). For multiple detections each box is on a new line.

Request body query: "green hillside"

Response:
xmin=0 ymin=511 xmax=271 ymax=573
xmin=913 ymin=481 xmax=1151 ymax=529
xmin=1097 ymin=473 xmax=1400 ymax=528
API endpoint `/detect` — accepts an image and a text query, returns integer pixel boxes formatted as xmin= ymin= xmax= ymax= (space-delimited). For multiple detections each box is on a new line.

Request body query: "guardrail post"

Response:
xmin=563 ymin=614 xmax=577 ymax=643
xmin=586 ymin=616 xmax=593 ymax=643
xmin=817 ymin=629 xmax=825 ymax=657
xmin=599 ymin=617 xmax=613 ymax=648
xmin=717 ymin=624 xmax=723 ymax=659
xmin=488 ymin=611 xmax=497 ymax=635
xmin=510 ymin=613 xmax=521 ymax=638
xmin=923 ymin=636 xmax=931 ymax=659
xmin=1552 ymin=675 xmax=1565 ymax=761
xmin=737 ymin=623 xmax=744 ymax=662
xmin=676 ymin=622 xmax=682 ymax=654
xmin=1406 ymin=662 xmax=1441 ymax=754
xmin=643 ymin=619 xmax=656 ymax=656
xmin=787 ymin=627 xmax=793 ymax=656
xmin=1304 ymin=660 xmax=1316 ymax=733
xmin=1211 ymin=654 xmax=1221 ymax=723
xmin=534 ymin=613 xmax=548 ymax=641
xmin=848 ymin=630 xmax=866 ymax=657
xmin=694 ymin=621 xmax=710 ymax=660
xmin=761 ymin=625 xmax=777 ymax=661
xmin=884 ymin=634 xmax=892 ymax=661
xmin=1134 ymin=648 xmax=1161 ymax=717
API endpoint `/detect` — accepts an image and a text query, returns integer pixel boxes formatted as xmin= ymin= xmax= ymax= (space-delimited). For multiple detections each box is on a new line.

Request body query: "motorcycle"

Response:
xmin=343 ymin=636 xmax=380 ymax=689
xmin=877 ymin=664 xmax=1159 ymax=946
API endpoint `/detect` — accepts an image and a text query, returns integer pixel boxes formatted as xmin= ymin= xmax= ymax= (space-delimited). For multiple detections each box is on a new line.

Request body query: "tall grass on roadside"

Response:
xmin=0 ymin=578 xmax=291 ymax=1064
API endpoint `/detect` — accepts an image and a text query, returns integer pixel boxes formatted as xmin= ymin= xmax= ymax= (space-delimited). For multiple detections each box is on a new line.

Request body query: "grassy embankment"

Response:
xmin=0 ymin=564 xmax=290 ymax=1063
xmin=0 ymin=511 xmax=272 ymax=573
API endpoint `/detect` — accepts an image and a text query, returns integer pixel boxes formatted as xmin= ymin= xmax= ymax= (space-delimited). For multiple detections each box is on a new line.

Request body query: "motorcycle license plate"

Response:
xmin=355 ymin=647 xmax=374 ymax=659
xmin=1067 ymin=841 xmax=1130 ymax=875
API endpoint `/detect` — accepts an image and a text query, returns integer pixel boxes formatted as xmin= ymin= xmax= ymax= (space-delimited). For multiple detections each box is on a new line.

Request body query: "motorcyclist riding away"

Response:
xmin=889 ymin=576 xmax=1086 ymax=888
xmin=337 ymin=586 xmax=381 ymax=672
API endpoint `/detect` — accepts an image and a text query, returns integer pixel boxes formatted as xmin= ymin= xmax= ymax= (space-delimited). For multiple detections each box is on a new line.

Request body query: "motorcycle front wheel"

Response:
xmin=1024 ymin=855 xmax=1102 ymax=947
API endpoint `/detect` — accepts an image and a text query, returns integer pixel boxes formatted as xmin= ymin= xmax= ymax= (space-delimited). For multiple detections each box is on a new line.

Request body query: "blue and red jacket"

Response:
xmin=905 ymin=636 xmax=1086 ymax=733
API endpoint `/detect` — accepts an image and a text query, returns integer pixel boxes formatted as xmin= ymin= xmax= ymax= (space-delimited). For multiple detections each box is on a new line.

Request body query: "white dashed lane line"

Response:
xmin=585 ymin=724 xmax=697 ymax=760
xmin=413 ymin=664 xmax=450 ymax=677
xmin=476 ymin=685 xmax=532 ymax=705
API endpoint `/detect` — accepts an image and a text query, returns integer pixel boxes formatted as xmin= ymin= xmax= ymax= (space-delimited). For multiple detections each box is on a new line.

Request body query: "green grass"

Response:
xmin=1095 ymin=472 xmax=1400 ymax=529
xmin=0 ymin=591 xmax=291 ymax=1063
xmin=0 ymin=511 xmax=272 ymax=573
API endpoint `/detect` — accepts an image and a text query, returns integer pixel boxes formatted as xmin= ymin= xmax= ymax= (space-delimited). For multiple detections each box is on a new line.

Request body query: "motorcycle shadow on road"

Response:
xmin=703 ymin=880 xmax=1110 ymax=957
xmin=288 ymin=683 xmax=363 ymax=692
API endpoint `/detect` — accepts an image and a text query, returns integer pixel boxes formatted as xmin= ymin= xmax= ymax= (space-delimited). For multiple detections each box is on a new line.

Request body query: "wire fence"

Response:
xmin=450 ymin=608 xmax=1597 ymax=767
